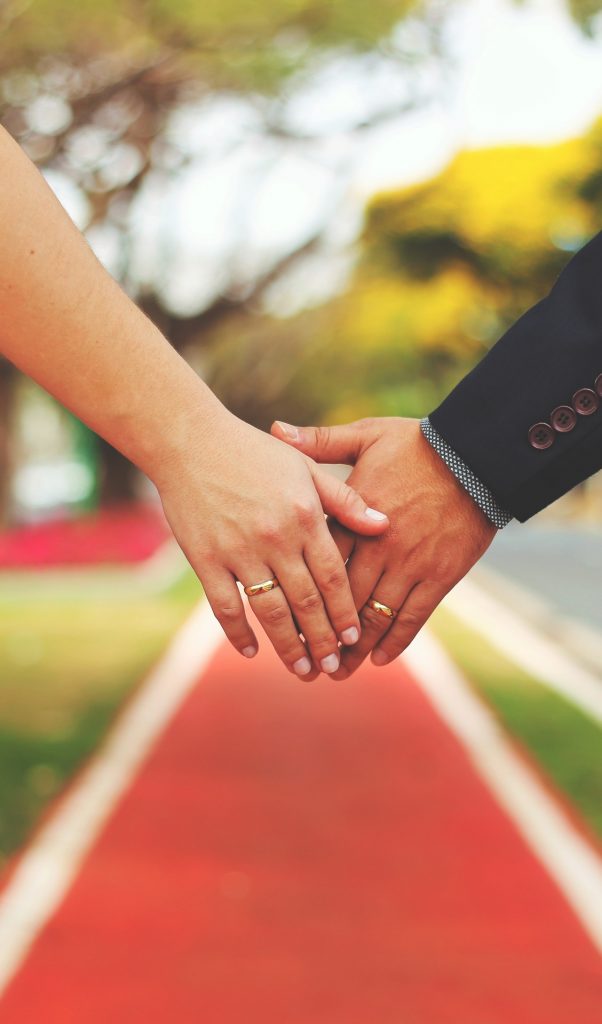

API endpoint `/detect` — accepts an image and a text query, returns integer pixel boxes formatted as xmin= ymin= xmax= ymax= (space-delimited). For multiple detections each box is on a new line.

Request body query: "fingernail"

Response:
xmin=321 ymin=652 xmax=340 ymax=674
xmin=341 ymin=626 xmax=359 ymax=645
xmin=365 ymin=507 xmax=387 ymax=521
xmin=275 ymin=421 xmax=300 ymax=441
xmin=293 ymin=656 xmax=312 ymax=676
xmin=371 ymin=649 xmax=390 ymax=666
xmin=242 ymin=646 xmax=257 ymax=658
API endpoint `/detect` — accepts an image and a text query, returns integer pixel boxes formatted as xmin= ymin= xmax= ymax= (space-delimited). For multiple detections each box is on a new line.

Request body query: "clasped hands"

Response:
xmin=158 ymin=413 xmax=495 ymax=680
xmin=270 ymin=417 xmax=496 ymax=679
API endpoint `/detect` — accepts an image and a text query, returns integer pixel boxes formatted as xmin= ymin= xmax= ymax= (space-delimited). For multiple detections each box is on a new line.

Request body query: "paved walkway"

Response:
xmin=1 ymin=623 xmax=601 ymax=1022
xmin=483 ymin=522 xmax=602 ymax=635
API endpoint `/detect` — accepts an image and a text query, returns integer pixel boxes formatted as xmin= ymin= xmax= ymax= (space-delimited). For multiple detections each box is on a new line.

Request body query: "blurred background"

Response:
xmin=0 ymin=0 xmax=602 ymax=933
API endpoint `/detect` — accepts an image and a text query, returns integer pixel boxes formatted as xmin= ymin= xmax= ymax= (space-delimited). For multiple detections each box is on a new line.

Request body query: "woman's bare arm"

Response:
xmin=0 ymin=128 xmax=388 ymax=675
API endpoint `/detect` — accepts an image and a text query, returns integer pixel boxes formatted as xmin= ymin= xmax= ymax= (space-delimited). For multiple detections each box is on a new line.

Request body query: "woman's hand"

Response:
xmin=272 ymin=416 xmax=496 ymax=678
xmin=0 ymin=125 xmax=392 ymax=681
xmin=154 ymin=408 xmax=389 ymax=678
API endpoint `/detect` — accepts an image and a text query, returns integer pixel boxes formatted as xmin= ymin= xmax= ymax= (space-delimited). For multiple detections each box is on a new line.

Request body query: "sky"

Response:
xmin=354 ymin=0 xmax=602 ymax=195
xmin=51 ymin=0 xmax=602 ymax=316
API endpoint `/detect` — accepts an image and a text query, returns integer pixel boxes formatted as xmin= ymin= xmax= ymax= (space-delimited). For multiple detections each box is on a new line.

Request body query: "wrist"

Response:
xmin=420 ymin=417 xmax=510 ymax=530
xmin=130 ymin=363 xmax=233 ymax=490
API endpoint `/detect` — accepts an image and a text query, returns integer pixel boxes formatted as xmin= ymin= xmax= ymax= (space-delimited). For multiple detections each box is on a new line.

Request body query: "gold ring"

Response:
xmin=366 ymin=598 xmax=397 ymax=620
xmin=244 ymin=577 xmax=280 ymax=597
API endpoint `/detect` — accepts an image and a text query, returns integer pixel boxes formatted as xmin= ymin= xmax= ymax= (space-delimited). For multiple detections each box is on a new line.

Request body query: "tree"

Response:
xmin=201 ymin=120 xmax=602 ymax=427
xmin=0 ymin=0 xmax=447 ymax=518
xmin=0 ymin=0 xmax=600 ymax=519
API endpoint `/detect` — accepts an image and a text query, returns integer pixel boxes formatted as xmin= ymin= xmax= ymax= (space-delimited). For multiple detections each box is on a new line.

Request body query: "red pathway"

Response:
xmin=2 ymin=639 xmax=602 ymax=1022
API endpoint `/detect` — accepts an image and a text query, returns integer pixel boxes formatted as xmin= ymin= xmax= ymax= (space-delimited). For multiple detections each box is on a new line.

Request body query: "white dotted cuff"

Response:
xmin=420 ymin=418 xmax=512 ymax=529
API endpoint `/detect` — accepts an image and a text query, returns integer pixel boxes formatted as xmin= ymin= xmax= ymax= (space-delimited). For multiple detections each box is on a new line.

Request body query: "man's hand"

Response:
xmin=271 ymin=417 xmax=497 ymax=678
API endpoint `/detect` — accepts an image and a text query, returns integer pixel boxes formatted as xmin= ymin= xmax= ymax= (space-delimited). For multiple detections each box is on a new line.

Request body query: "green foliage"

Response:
xmin=363 ymin=137 xmax=598 ymax=291
xmin=4 ymin=0 xmax=421 ymax=89
xmin=4 ymin=0 xmax=597 ymax=76
xmin=0 ymin=702 xmax=118 ymax=859
xmin=568 ymin=0 xmax=602 ymax=32
xmin=0 ymin=566 xmax=201 ymax=858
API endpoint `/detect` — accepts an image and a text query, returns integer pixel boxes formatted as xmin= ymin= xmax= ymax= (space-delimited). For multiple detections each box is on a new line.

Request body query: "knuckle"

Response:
xmin=194 ymin=546 xmax=216 ymax=568
xmin=258 ymin=519 xmax=283 ymax=544
xmin=278 ymin=635 xmax=305 ymax=661
xmin=355 ymin=417 xmax=375 ymax=434
xmin=315 ymin=425 xmax=331 ymax=456
xmin=430 ymin=556 xmax=456 ymax=584
xmin=309 ymin=629 xmax=337 ymax=651
xmin=280 ymin=638 xmax=303 ymax=663
xmin=262 ymin=602 xmax=291 ymax=628
xmin=338 ymin=485 xmax=359 ymax=513
xmin=395 ymin=608 xmax=425 ymax=634
xmin=295 ymin=589 xmax=324 ymax=613
xmin=320 ymin=564 xmax=348 ymax=591
xmin=292 ymin=500 xmax=320 ymax=531
xmin=216 ymin=602 xmax=242 ymax=625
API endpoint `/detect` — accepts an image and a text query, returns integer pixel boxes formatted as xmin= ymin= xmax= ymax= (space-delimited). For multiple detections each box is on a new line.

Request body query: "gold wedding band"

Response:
xmin=244 ymin=577 xmax=280 ymax=597
xmin=367 ymin=598 xmax=397 ymax=620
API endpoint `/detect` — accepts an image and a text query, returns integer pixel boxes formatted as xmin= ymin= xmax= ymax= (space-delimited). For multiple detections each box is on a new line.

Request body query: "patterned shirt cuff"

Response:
xmin=420 ymin=418 xmax=512 ymax=530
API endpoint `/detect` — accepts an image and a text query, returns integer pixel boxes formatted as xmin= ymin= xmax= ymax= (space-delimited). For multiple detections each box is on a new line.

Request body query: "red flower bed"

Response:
xmin=0 ymin=503 xmax=171 ymax=568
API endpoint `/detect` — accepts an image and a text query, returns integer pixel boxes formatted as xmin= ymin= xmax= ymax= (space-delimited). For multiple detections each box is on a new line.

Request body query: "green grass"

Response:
xmin=0 ymin=564 xmax=202 ymax=861
xmin=432 ymin=607 xmax=602 ymax=840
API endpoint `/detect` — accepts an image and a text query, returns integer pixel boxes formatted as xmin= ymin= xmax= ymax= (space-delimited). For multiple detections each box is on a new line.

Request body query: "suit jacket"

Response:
xmin=429 ymin=230 xmax=602 ymax=522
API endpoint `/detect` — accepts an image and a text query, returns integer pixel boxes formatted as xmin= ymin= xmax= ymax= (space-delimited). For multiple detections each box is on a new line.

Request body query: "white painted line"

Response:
xmin=404 ymin=630 xmax=602 ymax=955
xmin=473 ymin=562 xmax=602 ymax=680
xmin=0 ymin=598 xmax=224 ymax=997
xmin=444 ymin=576 xmax=602 ymax=726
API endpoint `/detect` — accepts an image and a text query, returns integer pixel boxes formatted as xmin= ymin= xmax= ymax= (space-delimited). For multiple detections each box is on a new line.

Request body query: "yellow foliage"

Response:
xmin=368 ymin=128 xmax=601 ymax=255
xmin=344 ymin=121 xmax=602 ymax=371
xmin=341 ymin=267 xmax=494 ymax=359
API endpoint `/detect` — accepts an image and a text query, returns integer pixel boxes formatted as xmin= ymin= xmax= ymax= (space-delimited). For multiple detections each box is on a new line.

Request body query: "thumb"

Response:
xmin=271 ymin=420 xmax=365 ymax=465
xmin=311 ymin=466 xmax=388 ymax=536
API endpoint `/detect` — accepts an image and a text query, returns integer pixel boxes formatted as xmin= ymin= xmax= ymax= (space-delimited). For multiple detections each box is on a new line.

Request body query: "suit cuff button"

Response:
xmin=572 ymin=387 xmax=599 ymax=415
xmin=528 ymin=422 xmax=555 ymax=450
xmin=551 ymin=405 xmax=577 ymax=433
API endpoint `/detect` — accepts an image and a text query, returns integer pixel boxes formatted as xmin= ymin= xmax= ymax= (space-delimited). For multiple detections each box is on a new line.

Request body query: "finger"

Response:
xmin=303 ymin=532 xmax=363 ymax=653
xmin=326 ymin=543 xmax=387 ymax=679
xmin=240 ymin=564 xmax=317 ymax=680
xmin=202 ymin=569 xmax=259 ymax=660
xmin=271 ymin=420 xmax=366 ymax=465
xmin=346 ymin=545 xmax=388 ymax=613
xmin=371 ymin=582 xmax=445 ymax=666
xmin=276 ymin=568 xmax=342 ymax=675
xmin=310 ymin=466 xmax=388 ymax=536
xmin=338 ymin=568 xmax=414 ymax=679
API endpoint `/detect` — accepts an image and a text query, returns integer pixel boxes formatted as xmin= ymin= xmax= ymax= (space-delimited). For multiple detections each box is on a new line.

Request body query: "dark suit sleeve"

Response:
xmin=428 ymin=230 xmax=602 ymax=522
